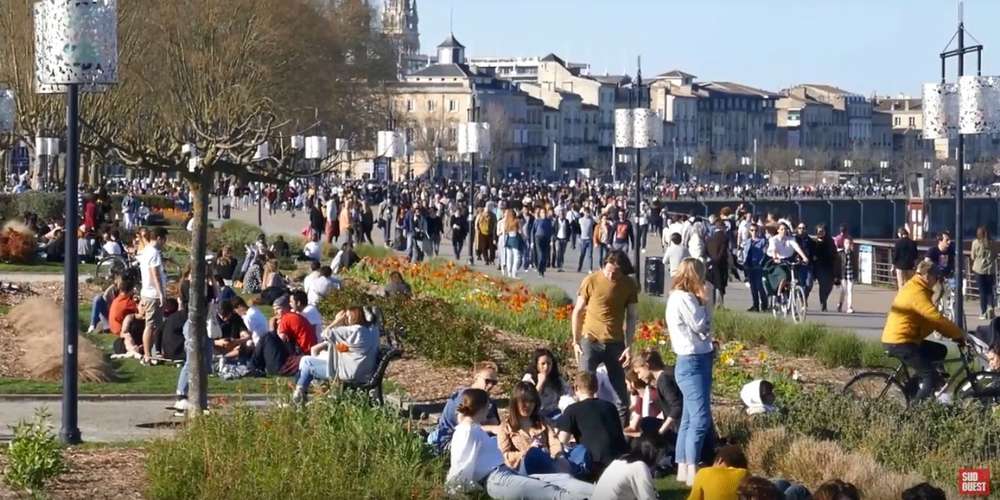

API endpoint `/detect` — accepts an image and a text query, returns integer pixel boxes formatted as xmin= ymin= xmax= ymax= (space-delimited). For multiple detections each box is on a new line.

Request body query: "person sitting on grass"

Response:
xmin=736 ymin=476 xmax=784 ymax=500
xmin=302 ymin=233 xmax=323 ymax=262
xmin=249 ymin=294 xmax=316 ymax=376
xmin=292 ymin=306 xmax=380 ymax=404
xmin=232 ymin=296 xmax=269 ymax=347
xmin=555 ymin=371 xmax=629 ymax=480
xmin=521 ymin=348 xmax=571 ymax=421
xmin=902 ymin=482 xmax=946 ymax=500
xmin=812 ymin=480 xmax=860 ymax=500
xmin=302 ymin=260 xmax=321 ymax=295
xmin=330 ymin=241 xmax=360 ymax=274
xmin=592 ymin=434 xmax=659 ymax=500
xmin=687 ymin=444 xmax=749 ymax=500
xmin=429 ymin=361 xmax=503 ymax=454
xmin=632 ymin=350 xmax=683 ymax=441
xmin=109 ymin=279 xmax=145 ymax=359
xmin=622 ymin=369 xmax=662 ymax=438
xmin=383 ymin=270 xmax=412 ymax=298
xmin=497 ymin=382 xmax=567 ymax=475
xmin=87 ymin=272 xmax=126 ymax=334
xmin=158 ymin=298 xmax=186 ymax=361
xmin=305 ymin=266 xmax=340 ymax=305
xmin=445 ymin=388 xmax=594 ymax=499
xmin=215 ymin=274 xmax=237 ymax=305
xmin=213 ymin=300 xmax=251 ymax=360
xmin=291 ymin=290 xmax=324 ymax=342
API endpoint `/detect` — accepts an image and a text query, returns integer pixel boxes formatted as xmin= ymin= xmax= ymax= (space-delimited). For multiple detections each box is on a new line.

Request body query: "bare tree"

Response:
xmin=83 ymin=0 xmax=390 ymax=415
xmin=406 ymin=114 xmax=458 ymax=178
xmin=481 ymin=102 xmax=517 ymax=184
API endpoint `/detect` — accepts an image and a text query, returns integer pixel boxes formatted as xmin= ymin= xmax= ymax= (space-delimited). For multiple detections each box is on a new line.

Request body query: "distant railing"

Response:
xmin=856 ymin=239 xmax=1000 ymax=302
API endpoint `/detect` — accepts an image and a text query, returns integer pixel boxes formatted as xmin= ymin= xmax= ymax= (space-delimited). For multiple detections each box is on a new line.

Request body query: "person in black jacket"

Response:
xmin=812 ymin=224 xmax=839 ymax=312
xmin=794 ymin=222 xmax=817 ymax=305
xmin=308 ymin=199 xmax=325 ymax=241
xmin=893 ymin=227 xmax=919 ymax=290
xmin=450 ymin=206 xmax=468 ymax=259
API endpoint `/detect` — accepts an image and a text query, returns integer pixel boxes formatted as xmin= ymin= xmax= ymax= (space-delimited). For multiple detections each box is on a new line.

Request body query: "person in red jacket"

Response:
xmin=250 ymin=295 xmax=316 ymax=376
xmin=83 ymin=195 xmax=98 ymax=231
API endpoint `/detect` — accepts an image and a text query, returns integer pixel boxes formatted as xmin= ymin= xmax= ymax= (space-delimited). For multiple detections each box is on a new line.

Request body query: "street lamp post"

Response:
xmin=880 ymin=160 xmax=889 ymax=184
xmin=458 ymin=94 xmax=490 ymax=267
xmin=740 ymin=156 xmax=751 ymax=182
xmin=434 ymin=143 xmax=444 ymax=181
xmin=843 ymin=159 xmax=853 ymax=170
xmin=252 ymin=142 xmax=269 ymax=226
xmin=34 ymin=0 xmax=118 ymax=445
xmin=793 ymin=158 xmax=804 ymax=191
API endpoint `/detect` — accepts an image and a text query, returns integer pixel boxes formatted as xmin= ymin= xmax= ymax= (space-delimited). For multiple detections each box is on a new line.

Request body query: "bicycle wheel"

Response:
xmin=791 ymin=286 xmax=807 ymax=324
xmin=954 ymin=371 xmax=1000 ymax=404
xmin=843 ymin=372 xmax=908 ymax=407
xmin=95 ymin=255 xmax=127 ymax=283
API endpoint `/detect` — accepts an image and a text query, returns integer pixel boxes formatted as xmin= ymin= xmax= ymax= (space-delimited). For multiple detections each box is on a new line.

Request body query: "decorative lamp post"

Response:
xmin=740 ymin=156 xmax=751 ymax=182
xmin=614 ymin=57 xmax=660 ymax=282
xmin=377 ymin=130 xmax=403 ymax=182
xmin=434 ymin=142 xmax=444 ymax=181
xmin=252 ymin=142 xmax=269 ymax=225
xmin=793 ymin=157 xmax=804 ymax=190
xmin=305 ymin=135 xmax=328 ymax=186
xmin=682 ymin=155 xmax=693 ymax=181
xmin=34 ymin=0 xmax=117 ymax=445
xmin=0 ymin=88 xmax=13 ymax=185
xmin=843 ymin=159 xmax=853 ymax=170
xmin=458 ymin=98 xmax=491 ymax=266
xmin=924 ymin=161 xmax=933 ymax=171
xmin=880 ymin=160 xmax=890 ymax=183
xmin=335 ymin=138 xmax=350 ymax=179
xmin=922 ymin=0 xmax=997 ymax=329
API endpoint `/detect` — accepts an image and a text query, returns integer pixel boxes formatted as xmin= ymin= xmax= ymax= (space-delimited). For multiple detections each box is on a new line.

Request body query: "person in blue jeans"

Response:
xmin=741 ymin=224 xmax=769 ymax=312
xmin=87 ymin=273 xmax=125 ymax=333
xmin=533 ymin=208 xmax=554 ymax=277
xmin=665 ymin=258 xmax=716 ymax=486
xmin=427 ymin=362 xmax=502 ymax=454
xmin=173 ymin=319 xmax=214 ymax=414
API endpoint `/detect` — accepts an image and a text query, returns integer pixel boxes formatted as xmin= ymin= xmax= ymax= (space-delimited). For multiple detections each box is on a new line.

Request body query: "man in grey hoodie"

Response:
xmin=576 ymin=207 xmax=596 ymax=273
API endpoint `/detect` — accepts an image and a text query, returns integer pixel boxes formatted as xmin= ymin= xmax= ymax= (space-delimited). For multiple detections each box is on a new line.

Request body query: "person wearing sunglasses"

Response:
xmin=740 ymin=224 xmax=769 ymax=312
xmin=429 ymin=361 xmax=502 ymax=455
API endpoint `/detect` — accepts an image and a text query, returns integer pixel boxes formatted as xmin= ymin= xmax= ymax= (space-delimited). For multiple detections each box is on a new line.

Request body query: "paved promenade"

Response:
xmin=219 ymin=206 xmax=993 ymax=342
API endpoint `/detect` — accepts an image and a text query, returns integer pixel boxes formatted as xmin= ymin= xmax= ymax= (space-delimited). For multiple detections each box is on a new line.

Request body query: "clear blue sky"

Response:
xmin=408 ymin=0 xmax=999 ymax=97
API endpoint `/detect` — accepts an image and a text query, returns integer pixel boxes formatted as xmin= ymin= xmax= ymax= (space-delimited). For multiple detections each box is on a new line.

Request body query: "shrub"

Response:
xmin=211 ymin=220 xmax=263 ymax=254
xmin=355 ymin=244 xmax=392 ymax=260
xmin=771 ymin=323 xmax=826 ymax=357
xmin=0 ymin=221 xmax=37 ymax=264
xmin=3 ymin=409 xmax=67 ymax=494
xmin=145 ymin=396 xmax=446 ymax=500
xmin=0 ymin=192 xmax=65 ymax=220
xmin=320 ymin=284 xmax=504 ymax=369
xmin=815 ymin=333 xmax=866 ymax=368
xmin=531 ymin=284 xmax=572 ymax=307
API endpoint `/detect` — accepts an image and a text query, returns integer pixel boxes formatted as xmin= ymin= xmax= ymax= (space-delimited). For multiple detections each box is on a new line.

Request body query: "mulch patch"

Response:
xmin=0 ymin=447 xmax=146 ymax=500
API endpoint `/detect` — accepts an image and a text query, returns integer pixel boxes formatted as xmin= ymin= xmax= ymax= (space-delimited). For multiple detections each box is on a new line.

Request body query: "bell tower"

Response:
xmin=382 ymin=0 xmax=420 ymax=57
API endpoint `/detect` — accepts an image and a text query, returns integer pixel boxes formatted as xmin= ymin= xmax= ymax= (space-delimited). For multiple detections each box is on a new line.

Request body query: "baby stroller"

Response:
xmin=968 ymin=318 xmax=1000 ymax=370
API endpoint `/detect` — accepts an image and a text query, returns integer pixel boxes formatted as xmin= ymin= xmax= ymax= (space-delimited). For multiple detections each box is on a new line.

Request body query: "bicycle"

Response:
xmin=842 ymin=342 xmax=1000 ymax=407
xmin=767 ymin=259 xmax=807 ymax=324
xmin=936 ymin=277 xmax=957 ymax=322
xmin=94 ymin=253 xmax=182 ymax=284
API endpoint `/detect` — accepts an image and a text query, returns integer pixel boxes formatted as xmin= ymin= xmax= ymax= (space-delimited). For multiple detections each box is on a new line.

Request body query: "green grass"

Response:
xmin=0 ymin=301 xmax=284 ymax=395
xmin=638 ymin=294 xmax=666 ymax=323
xmin=656 ymin=477 xmax=690 ymax=500
xmin=0 ymin=261 xmax=97 ymax=275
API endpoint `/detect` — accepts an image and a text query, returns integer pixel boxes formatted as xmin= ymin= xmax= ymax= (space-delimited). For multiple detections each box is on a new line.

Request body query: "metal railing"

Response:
xmin=856 ymin=239 xmax=999 ymax=302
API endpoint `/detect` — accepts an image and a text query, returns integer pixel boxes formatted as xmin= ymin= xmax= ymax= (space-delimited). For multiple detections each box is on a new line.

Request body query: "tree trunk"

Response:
xmin=0 ymin=150 xmax=7 ymax=187
xmin=186 ymin=175 xmax=211 ymax=416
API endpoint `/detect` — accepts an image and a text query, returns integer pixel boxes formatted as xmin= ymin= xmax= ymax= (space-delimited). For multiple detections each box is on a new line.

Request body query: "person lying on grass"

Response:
xmin=291 ymin=306 xmax=379 ymax=405
xmin=446 ymin=388 xmax=594 ymax=499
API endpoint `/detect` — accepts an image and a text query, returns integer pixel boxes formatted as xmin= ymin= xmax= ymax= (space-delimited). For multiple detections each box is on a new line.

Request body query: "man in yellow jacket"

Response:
xmin=882 ymin=260 xmax=966 ymax=401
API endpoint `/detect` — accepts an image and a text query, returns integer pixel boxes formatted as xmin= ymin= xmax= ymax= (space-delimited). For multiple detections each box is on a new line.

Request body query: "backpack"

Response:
xmin=478 ymin=214 xmax=492 ymax=236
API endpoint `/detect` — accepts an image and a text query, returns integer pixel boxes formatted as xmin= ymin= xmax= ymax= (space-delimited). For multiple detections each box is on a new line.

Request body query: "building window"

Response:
xmin=908 ymin=117 xmax=916 ymax=128
xmin=427 ymin=100 xmax=436 ymax=112
xmin=406 ymin=100 xmax=413 ymax=112
xmin=448 ymin=100 xmax=457 ymax=112
xmin=894 ymin=117 xmax=901 ymax=126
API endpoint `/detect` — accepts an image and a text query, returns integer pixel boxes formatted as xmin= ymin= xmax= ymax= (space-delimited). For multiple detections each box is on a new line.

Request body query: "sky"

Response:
xmin=403 ymin=0 xmax=1000 ymax=97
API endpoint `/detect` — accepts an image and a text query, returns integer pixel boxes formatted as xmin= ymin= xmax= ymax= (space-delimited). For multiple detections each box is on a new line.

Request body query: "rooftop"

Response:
xmin=437 ymin=34 xmax=465 ymax=49
xmin=700 ymin=81 xmax=778 ymax=98
xmin=409 ymin=63 xmax=474 ymax=79
xmin=656 ymin=70 xmax=697 ymax=79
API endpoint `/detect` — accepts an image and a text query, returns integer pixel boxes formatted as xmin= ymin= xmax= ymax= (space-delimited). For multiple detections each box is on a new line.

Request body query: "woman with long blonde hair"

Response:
xmin=501 ymin=209 xmax=522 ymax=278
xmin=665 ymin=257 xmax=715 ymax=486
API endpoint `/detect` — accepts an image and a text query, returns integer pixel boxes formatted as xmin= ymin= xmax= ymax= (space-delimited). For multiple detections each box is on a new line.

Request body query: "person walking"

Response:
xmin=576 ymin=208 xmax=596 ymax=273
xmin=813 ymin=224 xmax=838 ymax=312
xmin=554 ymin=209 xmax=571 ymax=271
xmin=500 ymin=209 xmax=522 ymax=278
xmin=450 ymin=206 xmax=468 ymax=260
xmin=705 ymin=219 xmax=730 ymax=308
xmin=972 ymin=226 xmax=996 ymax=319
xmin=794 ymin=222 xmax=816 ymax=305
xmin=893 ymin=227 xmax=919 ymax=290
xmin=533 ymin=208 xmax=554 ymax=278
xmin=740 ymin=224 xmax=768 ymax=312
xmin=665 ymin=258 xmax=715 ymax=486
xmin=570 ymin=250 xmax=639 ymax=425
xmin=838 ymin=236 xmax=859 ymax=314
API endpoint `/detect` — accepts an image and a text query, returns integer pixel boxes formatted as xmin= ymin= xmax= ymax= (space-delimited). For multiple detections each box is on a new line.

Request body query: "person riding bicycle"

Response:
xmin=766 ymin=221 xmax=809 ymax=304
xmin=881 ymin=261 xmax=966 ymax=401
xmin=924 ymin=231 xmax=955 ymax=309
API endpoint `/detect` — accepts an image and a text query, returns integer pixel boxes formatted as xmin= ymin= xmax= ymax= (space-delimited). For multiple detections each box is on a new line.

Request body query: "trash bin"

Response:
xmin=644 ymin=257 xmax=664 ymax=296
xmin=222 ymin=205 xmax=232 ymax=219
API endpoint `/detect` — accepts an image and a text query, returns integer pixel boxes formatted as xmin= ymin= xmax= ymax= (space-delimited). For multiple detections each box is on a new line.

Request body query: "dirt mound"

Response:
xmin=7 ymin=298 xmax=113 ymax=383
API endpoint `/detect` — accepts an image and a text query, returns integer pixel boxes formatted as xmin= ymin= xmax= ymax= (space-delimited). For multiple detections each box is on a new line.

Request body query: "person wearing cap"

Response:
xmin=881 ymin=260 xmax=965 ymax=401
xmin=249 ymin=295 xmax=317 ymax=376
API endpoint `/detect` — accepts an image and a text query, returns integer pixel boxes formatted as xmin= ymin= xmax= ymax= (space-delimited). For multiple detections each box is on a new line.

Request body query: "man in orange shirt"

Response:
xmin=250 ymin=295 xmax=316 ymax=376
xmin=108 ymin=280 xmax=145 ymax=358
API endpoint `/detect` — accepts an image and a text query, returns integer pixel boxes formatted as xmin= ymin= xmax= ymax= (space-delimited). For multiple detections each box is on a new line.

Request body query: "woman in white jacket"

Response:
xmin=665 ymin=257 xmax=715 ymax=486
xmin=446 ymin=389 xmax=593 ymax=500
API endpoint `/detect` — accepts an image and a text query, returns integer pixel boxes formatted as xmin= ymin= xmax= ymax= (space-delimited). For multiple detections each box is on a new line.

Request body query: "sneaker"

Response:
xmin=292 ymin=387 xmax=305 ymax=405
xmin=846 ymin=308 xmax=855 ymax=314
xmin=747 ymin=306 xmax=759 ymax=313
xmin=173 ymin=398 xmax=190 ymax=412
xmin=86 ymin=325 xmax=96 ymax=334
xmin=980 ymin=313 xmax=989 ymax=320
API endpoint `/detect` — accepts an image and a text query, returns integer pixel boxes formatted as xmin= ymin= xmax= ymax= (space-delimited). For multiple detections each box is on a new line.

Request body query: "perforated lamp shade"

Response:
xmin=615 ymin=109 xmax=662 ymax=149
xmin=377 ymin=131 xmax=404 ymax=158
xmin=305 ymin=136 xmax=328 ymax=160
xmin=33 ymin=0 xmax=118 ymax=93
xmin=923 ymin=76 xmax=1000 ymax=138
xmin=456 ymin=123 xmax=491 ymax=155
xmin=0 ymin=88 xmax=14 ymax=133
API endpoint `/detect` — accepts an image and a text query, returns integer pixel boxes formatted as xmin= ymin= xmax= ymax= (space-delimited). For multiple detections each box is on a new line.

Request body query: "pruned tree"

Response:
xmin=482 ymin=102 xmax=517 ymax=184
xmin=83 ymin=0 xmax=392 ymax=416
xmin=406 ymin=114 xmax=458 ymax=179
